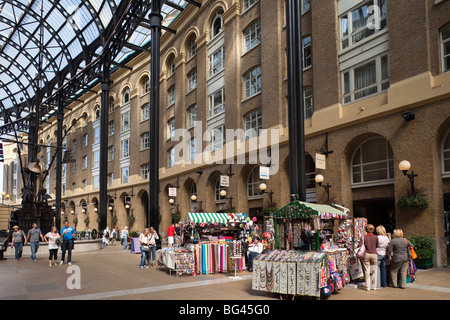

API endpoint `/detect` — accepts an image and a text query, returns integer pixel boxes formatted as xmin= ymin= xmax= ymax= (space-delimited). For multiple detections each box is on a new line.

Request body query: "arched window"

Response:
xmin=210 ymin=8 xmax=224 ymax=39
xmin=351 ymin=137 xmax=394 ymax=185
xmin=94 ymin=105 xmax=100 ymax=120
xmin=305 ymin=154 xmax=316 ymax=190
xmin=247 ymin=166 xmax=264 ymax=198
xmin=215 ymin=177 xmax=226 ymax=203
xmin=141 ymin=103 xmax=150 ymax=121
xmin=187 ymin=35 xmax=197 ymax=60
xmin=122 ymin=87 xmax=130 ymax=105
xmin=140 ymin=76 xmax=150 ymax=95
xmin=190 ymin=183 xmax=197 ymax=205
xmin=167 ymin=55 xmax=175 ymax=77
xmin=440 ymin=24 xmax=450 ymax=73
xmin=442 ymin=130 xmax=450 ymax=175
xmin=140 ymin=132 xmax=150 ymax=150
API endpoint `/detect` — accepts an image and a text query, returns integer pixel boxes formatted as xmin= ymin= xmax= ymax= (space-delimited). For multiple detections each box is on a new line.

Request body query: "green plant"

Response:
xmin=84 ymin=218 xmax=90 ymax=225
xmin=111 ymin=217 xmax=118 ymax=225
xmin=80 ymin=231 xmax=86 ymax=238
xmin=73 ymin=218 xmax=78 ymax=224
xmin=128 ymin=216 xmax=135 ymax=224
xmin=398 ymin=195 xmax=429 ymax=211
xmin=408 ymin=236 xmax=435 ymax=260
xmin=96 ymin=218 xmax=101 ymax=224
xmin=263 ymin=207 xmax=278 ymax=216
xmin=172 ymin=213 xmax=181 ymax=222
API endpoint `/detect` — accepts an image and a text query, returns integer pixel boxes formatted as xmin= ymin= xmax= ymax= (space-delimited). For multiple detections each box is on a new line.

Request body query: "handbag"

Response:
xmin=356 ymin=236 xmax=366 ymax=259
xmin=141 ymin=245 xmax=150 ymax=252
xmin=405 ymin=239 xmax=417 ymax=259
xmin=149 ymin=234 xmax=156 ymax=246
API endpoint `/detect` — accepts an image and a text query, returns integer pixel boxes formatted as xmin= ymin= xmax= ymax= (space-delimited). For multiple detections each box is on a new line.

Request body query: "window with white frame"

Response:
xmin=442 ymin=130 xmax=450 ymax=175
xmin=121 ymin=139 xmax=130 ymax=158
xmin=215 ymin=177 xmax=225 ymax=202
xmin=210 ymin=9 xmax=224 ymax=39
xmin=121 ymin=110 xmax=130 ymax=132
xmin=302 ymin=0 xmax=311 ymax=13
xmin=72 ymin=160 xmax=76 ymax=173
xmin=245 ymin=109 xmax=262 ymax=139
xmin=187 ymin=36 xmax=197 ymax=60
xmin=168 ymin=147 xmax=175 ymax=168
xmin=108 ymin=173 xmax=114 ymax=186
xmin=302 ymin=36 xmax=312 ymax=69
xmin=82 ymin=133 xmax=88 ymax=147
xmin=342 ymin=53 xmax=389 ymax=104
xmin=167 ymin=118 xmax=175 ymax=139
xmin=141 ymin=132 xmax=150 ymax=150
xmin=340 ymin=0 xmax=387 ymax=51
xmin=247 ymin=166 xmax=264 ymax=198
xmin=141 ymin=103 xmax=150 ymax=121
xmin=93 ymin=150 xmax=99 ymax=167
xmin=82 ymin=179 xmax=87 ymax=191
xmin=209 ymin=88 xmax=225 ymax=117
xmin=122 ymin=87 xmax=131 ymax=105
xmin=72 ymin=139 xmax=77 ymax=151
xmin=94 ymin=106 xmax=100 ymax=120
xmin=93 ymin=175 xmax=99 ymax=190
xmin=209 ymin=46 xmax=225 ymax=77
xmin=209 ymin=125 xmax=225 ymax=151
xmin=93 ymin=126 xmax=100 ymax=144
xmin=108 ymin=102 xmax=114 ymax=114
xmin=168 ymin=86 xmax=175 ymax=106
xmin=187 ymin=105 xmax=197 ymax=128
xmin=243 ymin=20 xmax=261 ymax=53
xmin=167 ymin=56 xmax=175 ymax=77
xmin=187 ymin=68 xmax=197 ymax=92
xmin=244 ymin=66 xmax=262 ymax=99
xmin=141 ymin=76 xmax=150 ymax=95
xmin=82 ymin=155 xmax=88 ymax=169
xmin=441 ymin=25 xmax=450 ymax=73
xmin=121 ymin=167 xmax=129 ymax=184
xmin=141 ymin=163 xmax=149 ymax=179
xmin=108 ymin=121 xmax=114 ymax=136
xmin=351 ymin=137 xmax=394 ymax=185
xmin=243 ymin=0 xmax=258 ymax=11
xmin=190 ymin=137 xmax=197 ymax=161
xmin=304 ymin=87 xmax=314 ymax=119
xmin=108 ymin=145 xmax=114 ymax=161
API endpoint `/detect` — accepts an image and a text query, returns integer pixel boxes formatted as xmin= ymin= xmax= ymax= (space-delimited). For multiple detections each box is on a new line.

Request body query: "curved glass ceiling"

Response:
xmin=0 ymin=0 xmax=187 ymax=117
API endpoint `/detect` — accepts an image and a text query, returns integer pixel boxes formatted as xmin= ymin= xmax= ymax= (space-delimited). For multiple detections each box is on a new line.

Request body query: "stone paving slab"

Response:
xmin=0 ymin=245 xmax=449 ymax=301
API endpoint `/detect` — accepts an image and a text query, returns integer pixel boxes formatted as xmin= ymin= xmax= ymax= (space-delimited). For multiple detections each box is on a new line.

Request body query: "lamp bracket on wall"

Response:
xmin=317 ymin=132 xmax=334 ymax=157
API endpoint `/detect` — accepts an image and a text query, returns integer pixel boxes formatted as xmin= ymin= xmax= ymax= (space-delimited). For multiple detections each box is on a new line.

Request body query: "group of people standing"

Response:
xmin=358 ymin=224 xmax=414 ymax=290
xmin=10 ymin=221 xmax=77 ymax=266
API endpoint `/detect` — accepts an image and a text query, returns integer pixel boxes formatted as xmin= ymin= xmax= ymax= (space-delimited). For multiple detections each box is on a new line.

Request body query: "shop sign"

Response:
xmin=220 ymin=175 xmax=229 ymax=187
xmin=168 ymin=187 xmax=177 ymax=197
xmin=259 ymin=166 xmax=270 ymax=180
xmin=315 ymin=153 xmax=326 ymax=170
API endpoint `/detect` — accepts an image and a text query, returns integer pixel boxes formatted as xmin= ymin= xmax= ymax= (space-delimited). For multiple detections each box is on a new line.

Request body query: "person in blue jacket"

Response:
xmin=60 ymin=221 xmax=76 ymax=265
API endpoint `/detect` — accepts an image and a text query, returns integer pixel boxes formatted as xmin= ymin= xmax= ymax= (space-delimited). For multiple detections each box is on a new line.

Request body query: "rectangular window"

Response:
xmin=167 ymin=118 xmax=175 ymax=139
xmin=243 ymin=0 xmax=258 ymax=11
xmin=245 ymin=109 xmax=262 ymax=139
xmin=244 ymin=20 xmax=261 ymax=52
xmin=83 ymin=155 xmax=88 ymax=169
xmin=187 ymin=69 xmax=197 ymax=92
xmin=209 ymin=126 xmax=225 ymax=151
xmin=141 ymin=104 xmax=150 ymax=121
xmin=340 ymin=0 xmax=387 ymax=50
xmin=442 ymin=26 xmax=450 ymax=73
xmin=187 ymin=105 xmax=197 ymax=128
xmin=93 ymin=151 xmax=99 ymax=168
xmin=82 ymin=134 xmax=88 ymax=147
xmin=209 ymin=88 xmax=225 ymax=117
xmin=168 ymin=86 xmax=175 ymax=106
xmin=121 ymin=167 xmax=129 ymax=184
xmin=168 ymin=148 xmax=175 ymax=168
xmin=209 ymin=47 xmax=225 ymax=77
xmin=141 ymin=164 xmax=149 ymax=179
xmin=121 ymin=139 xmax=130 ymax=158
xmin=108 ymin=145 xmax=114 ymax=161
xmin=141 ymin=132 xmax=150 ymax=150
xmin=302 ymin=36 xmax=312 ymax=69
xmin=121 ymin=111 xmax=130 ymax=132
xmin=94 ymin=126 xmax=100 ymax=144
xmin=72 ymin=139 xmax=77 ymax=151
xmin=82 ymin=180 xmax=87 ymax=191
xmin=188 ymin=39 xmax=197 ymax=60
xmin=190 ymin=138 xmax=197 ymax=161
xmin=244 ymin=66 xmax=262 ymax=98
xmin=108 ymin=173 xmax=114 ymax=186
xmin=108 ymin=121 xmax=114 ymax=136
xmin=302 ymin=0 xmax=311 ymax=13
xmin=108 ymin=103 xmax=114 ymax=114
xmin=93 ymin=175 xmax=99 ymax=190
xmin=304 ymin=87 xmax=314 ymax=119
xmin=72 ymin=160 xmax=76 ymax=173
xmin=341 ymin=53 xmax=389 ymax=104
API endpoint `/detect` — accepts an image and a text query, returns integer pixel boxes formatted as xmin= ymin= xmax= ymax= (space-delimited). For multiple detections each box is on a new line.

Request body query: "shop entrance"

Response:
xmin=353 ymin=198 xmax=396 ymax=234
xmin=249 ymin=207 xmax=263 ymax=226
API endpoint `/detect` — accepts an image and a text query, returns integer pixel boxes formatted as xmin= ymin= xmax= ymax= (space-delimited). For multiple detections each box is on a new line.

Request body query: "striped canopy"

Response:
xmin=185 ymin=212 xmax=230 ymax=225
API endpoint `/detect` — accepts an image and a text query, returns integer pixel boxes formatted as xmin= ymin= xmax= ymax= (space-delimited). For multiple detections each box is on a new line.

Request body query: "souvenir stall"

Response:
xmin=252 ymin=201 xmax=351 ymax=299
xmin=157 ymin=246 xmax=195 ymax=277
xmin=182 ymin=212 xmax=254 ymax=275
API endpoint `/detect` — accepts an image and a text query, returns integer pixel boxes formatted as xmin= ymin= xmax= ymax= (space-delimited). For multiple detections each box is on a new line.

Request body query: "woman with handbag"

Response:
xmin=376 ymin=225 xmax=390 ymax=288
xmin=147 ymin=227 xmax=159 ymax=267
xmin=387 ymin=229 xmax=414 ymax=289
xmin=44 ymin=226 xmax=61 ymax=267
xmin=357 ymin=224 xmax=379 ymax=291
xmin=139 ymin=228 xmax=151 ymax=269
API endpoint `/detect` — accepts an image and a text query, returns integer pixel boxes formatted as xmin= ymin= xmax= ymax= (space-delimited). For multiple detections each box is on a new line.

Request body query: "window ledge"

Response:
xmin=241 ymin=43 xmax=261 ymax=58
xmin=241 ymin=91 xmax=262 ymax=103
xmin=351 ymin=180 xmax=394 ymax=189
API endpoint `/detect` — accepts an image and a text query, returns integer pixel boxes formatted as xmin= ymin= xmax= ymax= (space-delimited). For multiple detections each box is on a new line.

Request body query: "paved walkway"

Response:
xmin=1 ymin=245 xmax=449 ymax=300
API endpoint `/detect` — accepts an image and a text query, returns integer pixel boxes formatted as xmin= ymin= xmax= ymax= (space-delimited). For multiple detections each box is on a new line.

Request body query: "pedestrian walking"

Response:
xmin=139 ymin=228 xmax=151 ymax=269
xmin=387 ymin=229 xmax=414 ymax=289
xmin=44 ymin=227 xmax=61 ymax=267
xmin=147 ymin=227 xmax=159 ymax=267
xmin=121 ymin=226 xmax=129 ymax=250
xmin=10 ymin=226 xmax=26 ymax=261
xmin=358 ymin=224 xmax=378 ymax=291
xmin=60 ymin=221 xmax=76 ymax=265
xmin=376 ymin=225 xmax=390 ymax=288
xmin=27 ymin=223 xmax=44 ymax=261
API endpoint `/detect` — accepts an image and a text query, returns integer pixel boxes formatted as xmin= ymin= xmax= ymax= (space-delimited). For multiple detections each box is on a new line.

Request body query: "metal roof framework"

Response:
xmin=0 ymin=0 xmax=195 ymax=135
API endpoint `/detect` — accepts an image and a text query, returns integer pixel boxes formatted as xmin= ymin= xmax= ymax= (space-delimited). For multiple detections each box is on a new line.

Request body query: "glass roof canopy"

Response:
xmin=0 ymin=0 xmax=188 ymax=121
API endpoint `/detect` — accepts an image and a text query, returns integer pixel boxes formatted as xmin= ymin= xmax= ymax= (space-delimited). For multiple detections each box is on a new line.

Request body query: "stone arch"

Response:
xmin=180 ymin=26 xmax=200 ymax=57
xmin=202 ymin=1 xmax=228 ymax=39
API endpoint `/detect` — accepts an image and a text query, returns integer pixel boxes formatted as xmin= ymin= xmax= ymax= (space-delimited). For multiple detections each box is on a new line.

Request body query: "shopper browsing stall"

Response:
xmin=247 ymin=237 xmax=263 ymax=272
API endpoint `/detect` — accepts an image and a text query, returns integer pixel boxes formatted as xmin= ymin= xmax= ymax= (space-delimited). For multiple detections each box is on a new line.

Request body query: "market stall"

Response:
xmin=253 ymin=201 xmax=351 ymax=299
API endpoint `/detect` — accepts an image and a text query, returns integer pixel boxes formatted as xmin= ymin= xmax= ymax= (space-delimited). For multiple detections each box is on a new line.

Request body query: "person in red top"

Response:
xmin=167 ymin=223 xmax=175 ymax=248
xmin=358 ymin=224 xmax=379 ymax=291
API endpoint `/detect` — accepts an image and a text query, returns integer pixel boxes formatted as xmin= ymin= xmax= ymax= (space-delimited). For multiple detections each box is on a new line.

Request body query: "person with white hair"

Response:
xmin=121 ymin=226 xmax=129 ymax=250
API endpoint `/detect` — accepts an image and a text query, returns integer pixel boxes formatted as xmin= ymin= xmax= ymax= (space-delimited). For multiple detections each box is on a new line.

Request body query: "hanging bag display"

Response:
xmin=405 ymin=238 xmax=417 ymax=259
xmin=356 ymin=236 xmax=366 ymax=259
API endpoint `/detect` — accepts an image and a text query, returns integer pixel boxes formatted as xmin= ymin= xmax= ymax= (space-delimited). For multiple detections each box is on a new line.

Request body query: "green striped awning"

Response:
xmin=185 ymin=212 xmax=230 ymax=224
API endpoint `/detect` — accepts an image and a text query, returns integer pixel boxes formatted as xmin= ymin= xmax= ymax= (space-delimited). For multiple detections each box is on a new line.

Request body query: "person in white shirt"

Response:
xmin=376 ymin=225 xmax=390 ymax=288
xmin=247 ymin=237 xmax=263 ymax=272
xmin=44 ymin=227 xmax=61 ymax=267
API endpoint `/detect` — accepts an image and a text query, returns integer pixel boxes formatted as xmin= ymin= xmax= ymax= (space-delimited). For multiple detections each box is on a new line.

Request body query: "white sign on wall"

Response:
xmin=220 ymin=175 xmax=229 ymax=187
xmin=259 ymin=166 xmax=270 ymax=180
xmin=168 ymin=187 xmax=177 ymax=197
xmin=315 ymin=153 xmax=326 ymax=170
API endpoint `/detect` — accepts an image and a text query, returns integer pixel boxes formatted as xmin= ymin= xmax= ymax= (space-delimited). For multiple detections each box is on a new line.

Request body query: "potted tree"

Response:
xmin=408 ymin=236 xmax=435 ymax=269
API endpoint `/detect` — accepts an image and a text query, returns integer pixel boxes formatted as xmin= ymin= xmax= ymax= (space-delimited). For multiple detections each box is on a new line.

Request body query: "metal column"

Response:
xmin=54 ymin=94 xmax=64 ymax=230
xmin=286 ymin=0 xmax=306 ymax=202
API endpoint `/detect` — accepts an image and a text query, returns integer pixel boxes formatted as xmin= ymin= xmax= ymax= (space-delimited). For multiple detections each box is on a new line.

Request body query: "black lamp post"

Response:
xmin=398 ymin=160 xmax=418 ymax=194
xmin=315 ymin=174 xmax=332 ymax=203
xmin=259 ymin=183 xmax=274 ymax=203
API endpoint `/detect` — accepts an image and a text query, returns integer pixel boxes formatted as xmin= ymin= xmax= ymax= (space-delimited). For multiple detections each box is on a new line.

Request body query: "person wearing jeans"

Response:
xmin=60 ymin=221 xmax=76 ymax=265
xmin=139 ymin=228 xmax=151 ymax=269
xmin=147 ymin=227 xmax=159 ymax=267
xmin=247 ymin=237 xmax=263 ymax=272
xmin=376 ymin=225 xmax=390 ymax=288
xmin=27 ymin=223 xmax=44 ymax=261
xmin=11 ymin=226 xmax=26 ymax=260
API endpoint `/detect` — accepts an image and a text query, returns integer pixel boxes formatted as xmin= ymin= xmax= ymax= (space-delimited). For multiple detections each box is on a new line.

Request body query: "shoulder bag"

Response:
xmin=405 ymin=238 xmax=417 ymax=260
xmin=356 ymin=236 xmax=366 ymax=259
xmin=141 ymin=236 xmax=150 ymax=252
xmin=149 ymin=234 xmax=156 ymax=246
